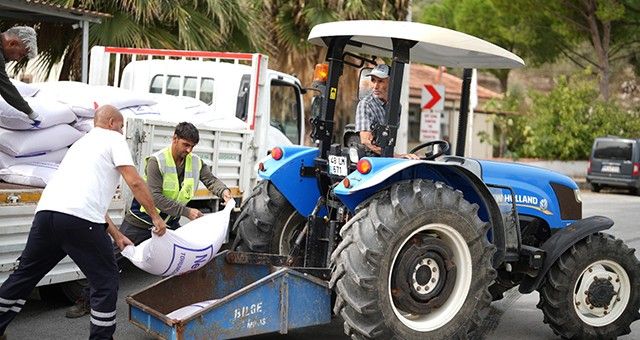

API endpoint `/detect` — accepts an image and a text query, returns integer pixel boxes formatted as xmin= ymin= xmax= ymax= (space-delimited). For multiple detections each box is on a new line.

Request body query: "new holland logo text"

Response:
xmin=493 ymin=193 xmax=553 ymax=215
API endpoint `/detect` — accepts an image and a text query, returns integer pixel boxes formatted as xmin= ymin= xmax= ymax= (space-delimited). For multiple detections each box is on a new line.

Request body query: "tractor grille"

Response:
xmin=550 ymin=183 xmax=582 ymax=220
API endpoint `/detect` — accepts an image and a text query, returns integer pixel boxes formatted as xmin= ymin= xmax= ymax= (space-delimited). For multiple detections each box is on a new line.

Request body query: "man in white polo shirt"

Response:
xmin=0 ymin=105 xmax=167 ymax=340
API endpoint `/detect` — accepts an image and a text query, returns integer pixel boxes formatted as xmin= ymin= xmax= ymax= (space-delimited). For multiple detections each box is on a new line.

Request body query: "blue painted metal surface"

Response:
xmin=333 ymin=157 xmax=491 ymax=223
xmin=479 ymin=160 xmax=579 ymax=228
xmin=257 ymin=146 xmax=321 ymax=216
xmin=127 ymin=251 xmax=331 ymax=339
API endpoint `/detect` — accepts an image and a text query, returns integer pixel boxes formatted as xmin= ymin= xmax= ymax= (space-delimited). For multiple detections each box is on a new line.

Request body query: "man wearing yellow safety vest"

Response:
xmin=66 ymin=121 xmax=231 ymax=319
xmin=124 ymin=121 xmax=232 ymax=240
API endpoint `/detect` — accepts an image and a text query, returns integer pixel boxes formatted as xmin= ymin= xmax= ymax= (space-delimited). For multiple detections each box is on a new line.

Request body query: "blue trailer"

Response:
xmin=127 ymin=251 xmax=331 ymax=339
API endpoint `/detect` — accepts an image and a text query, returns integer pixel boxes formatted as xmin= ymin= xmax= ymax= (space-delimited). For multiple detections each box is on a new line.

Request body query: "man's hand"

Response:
xmin=187 ymin=207 xmax=204 ymax=220
xmin=151 ymin=216 xmax=168 ymax=236
xmin=105 ymin=214 xmax=133 ymax=250
xmin=27 ymin=111 xmax=41 ymax=127
xmin=114 ymin=234 xmax=133 ymax=251
xmin=222 ymin=189 xmax=232 ymax=203
xmin=397 ymin=153 xmax=420 ymax=160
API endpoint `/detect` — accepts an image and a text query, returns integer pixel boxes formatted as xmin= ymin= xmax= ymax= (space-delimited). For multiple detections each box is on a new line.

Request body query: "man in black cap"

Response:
xmin=355 ymin=64 xmax=418 ymax=159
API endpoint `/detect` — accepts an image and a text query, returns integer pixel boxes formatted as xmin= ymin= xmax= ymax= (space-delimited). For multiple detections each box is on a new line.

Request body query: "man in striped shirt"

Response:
xmin=355 ymin=64 xmax=418 ymax=159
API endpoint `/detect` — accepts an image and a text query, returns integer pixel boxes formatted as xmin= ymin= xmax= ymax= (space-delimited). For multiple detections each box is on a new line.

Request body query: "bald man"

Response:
xmin=0 ymin=105 xmax=167 ymax=340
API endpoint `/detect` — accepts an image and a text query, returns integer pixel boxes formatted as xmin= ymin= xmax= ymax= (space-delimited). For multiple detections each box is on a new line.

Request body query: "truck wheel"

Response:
xmin=232 ymin=181 xmax=305 ymax=254
xmin=330 ymin=180 xmax=496 ymax=339
xmin=537 ymin=233 xmax=640 ymax=339
xmin=590 ymin=183 xmax=601 ymax=193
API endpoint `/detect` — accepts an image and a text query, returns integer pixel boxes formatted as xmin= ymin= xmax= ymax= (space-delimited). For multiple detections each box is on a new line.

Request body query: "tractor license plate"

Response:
xmin=328 ymin=155 xmax=348 ymax=176
xmin=601 ymin=165 xmax=620 ymax=173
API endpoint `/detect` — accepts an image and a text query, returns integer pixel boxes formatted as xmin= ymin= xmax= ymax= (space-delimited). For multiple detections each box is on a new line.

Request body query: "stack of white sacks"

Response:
xmin=0 ymin=80 xmax=218 ymax=188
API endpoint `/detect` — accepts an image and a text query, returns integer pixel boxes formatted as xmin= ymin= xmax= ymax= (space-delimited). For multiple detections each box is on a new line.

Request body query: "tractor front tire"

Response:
xmin=232 ymin=181 xmax=304 ymax=254
xmin=330 ymin=180 xmax=496 ymax=339
xmin=537 ymin=233 xmax=640 ymax=339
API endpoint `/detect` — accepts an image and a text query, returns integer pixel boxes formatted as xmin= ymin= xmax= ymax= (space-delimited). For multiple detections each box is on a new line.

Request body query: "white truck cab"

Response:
xmin=89 ymin=46 xmax=306 ymax=157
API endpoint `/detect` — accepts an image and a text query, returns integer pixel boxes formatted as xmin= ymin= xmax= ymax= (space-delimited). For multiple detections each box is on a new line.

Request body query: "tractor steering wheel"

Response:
xmin=409 ymin=140 xmax=450 ymax=160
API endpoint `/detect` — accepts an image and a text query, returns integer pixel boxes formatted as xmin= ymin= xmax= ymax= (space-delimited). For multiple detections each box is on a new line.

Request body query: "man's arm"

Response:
xmin=117 ymin=165 xmax=167 ymax=235
xmin=200 ymin=162 xmax=232 ymax=202
xmin=105 ymin=214 xmax=133 ymax=250
xmin=0 ymin=54 xmax=34 ymax=117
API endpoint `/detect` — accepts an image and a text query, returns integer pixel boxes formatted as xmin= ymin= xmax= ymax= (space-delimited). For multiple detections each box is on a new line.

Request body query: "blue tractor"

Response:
xmin=232 ymin=21 xmax=640 ymax=339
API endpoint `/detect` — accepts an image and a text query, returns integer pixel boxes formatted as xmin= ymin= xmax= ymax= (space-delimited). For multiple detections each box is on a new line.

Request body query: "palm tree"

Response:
xmin=4 ymin=0 xmax=266 ymax=80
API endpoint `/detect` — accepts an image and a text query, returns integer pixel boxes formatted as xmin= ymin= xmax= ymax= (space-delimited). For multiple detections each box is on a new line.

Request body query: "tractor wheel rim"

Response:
xmin=278 ymin=212 xmax=300 ymax=255
xmin=388 ymin=223 xmax=472 ymax=331
xmin=573 ymin=260 xmax=631 ymax=327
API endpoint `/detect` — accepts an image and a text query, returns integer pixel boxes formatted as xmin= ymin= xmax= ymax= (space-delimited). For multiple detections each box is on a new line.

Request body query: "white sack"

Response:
xmin=0 ymin=148 xmax=67 ymax=168
xmin=25 ymin=97 xmax=77 ymax=128
xmin=11 ymin=79 xmax=39 ymax=97
xmin=72 ymin=117 xmax=94 ymax=133
xmin=0 ymin=162 xmax=59 ymax=187
xmin=0 ymin=124 xmax=83 ymax=156
xmin=0 ymin=100 xmax=34 ymax=130
xmin=0 ymin=96 xmax=76 ymax=130
xmin=143 ymin=95 xmax=212 ymax=122
xmin=166 ymin=299 xmax=218 ymax=320
xmin=122 ymin=199 xmax=235 ymax=276
xmin=36 ymin=82 xmax=157 ymax=118
xmin=120 ymin=105 xmax=161 ymax=117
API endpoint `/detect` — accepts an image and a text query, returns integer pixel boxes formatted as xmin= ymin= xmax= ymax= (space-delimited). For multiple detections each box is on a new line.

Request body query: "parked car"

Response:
xmin=587 ymin=136 xmax=640 ymax=193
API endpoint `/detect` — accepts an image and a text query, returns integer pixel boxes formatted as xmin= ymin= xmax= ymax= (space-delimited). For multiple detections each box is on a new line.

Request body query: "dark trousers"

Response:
xmin=0 ymin=211 xmax=119 ymax=340
xmin=79 ymin=219 xmax=181 ymax=304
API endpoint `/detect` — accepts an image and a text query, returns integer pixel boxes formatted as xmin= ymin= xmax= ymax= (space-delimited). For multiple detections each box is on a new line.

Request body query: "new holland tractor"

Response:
xmin=232 ymin=20 xmax=640 ymax=339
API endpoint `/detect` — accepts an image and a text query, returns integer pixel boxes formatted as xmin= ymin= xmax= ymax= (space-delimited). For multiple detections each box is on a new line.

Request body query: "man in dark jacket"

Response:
xmin=0 ymin=26 xmax=40 ymax=124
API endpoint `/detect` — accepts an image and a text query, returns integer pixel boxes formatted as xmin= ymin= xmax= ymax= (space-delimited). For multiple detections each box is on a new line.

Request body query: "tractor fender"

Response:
xmin=257 ymin=145 xmax=321 ymax=216
xmin=334 ymin=158 xmax=508 ymax=266
xmin=518 ymin=215 xmax=614 ymax=294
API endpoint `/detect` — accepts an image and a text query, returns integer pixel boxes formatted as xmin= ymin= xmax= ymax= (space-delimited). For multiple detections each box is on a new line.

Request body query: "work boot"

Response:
xmin=65 ymin=298 xmax=90 ymax=318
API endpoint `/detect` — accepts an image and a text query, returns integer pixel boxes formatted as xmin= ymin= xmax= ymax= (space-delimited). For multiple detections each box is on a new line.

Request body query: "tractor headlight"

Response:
xmin=574 ymin=189 xmax=582 ymax=203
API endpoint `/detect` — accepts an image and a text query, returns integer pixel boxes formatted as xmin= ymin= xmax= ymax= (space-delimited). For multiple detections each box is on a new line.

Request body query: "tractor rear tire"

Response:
xmin=232 ymin=181 xmax=305 ymax=254
xmin=537 ymin=233 xmax=640 ymax=339
xmin=330 ymin=179 xmax=496 ymax=339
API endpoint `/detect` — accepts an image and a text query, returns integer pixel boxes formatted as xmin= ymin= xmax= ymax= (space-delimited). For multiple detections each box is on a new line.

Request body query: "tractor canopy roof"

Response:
xmin=308 ymin=20 xmax=525 ymax=69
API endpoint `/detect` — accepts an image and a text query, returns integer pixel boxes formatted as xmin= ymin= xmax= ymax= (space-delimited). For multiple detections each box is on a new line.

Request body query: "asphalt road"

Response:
xmin=6 ymin=189 xmax=640 ymax=339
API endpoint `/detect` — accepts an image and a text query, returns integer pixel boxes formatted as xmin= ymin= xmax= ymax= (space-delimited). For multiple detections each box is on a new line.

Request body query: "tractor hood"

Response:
xmin=308 ymin=20 xmax=525 ymax=69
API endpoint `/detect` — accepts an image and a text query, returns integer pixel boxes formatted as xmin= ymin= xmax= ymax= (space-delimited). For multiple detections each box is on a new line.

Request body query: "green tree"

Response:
xmin=525 ymin=73 xmax=640 ymax=160
xmin=491 ymin=0 xmax=640 ymax=101
xmin=420 ymin=0 xmax=564 ymax=92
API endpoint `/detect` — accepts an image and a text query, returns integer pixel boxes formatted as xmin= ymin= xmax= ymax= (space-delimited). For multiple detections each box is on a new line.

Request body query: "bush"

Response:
xmin=525 ymin=75 xmax=640 ymax=160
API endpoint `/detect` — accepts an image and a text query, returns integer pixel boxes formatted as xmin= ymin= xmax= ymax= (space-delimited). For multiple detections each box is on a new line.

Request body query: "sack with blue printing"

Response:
xmin=121 ymin=199 xmax=234 ymax=276
xmin=166 ymin=299 xmax=218 ymax=320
